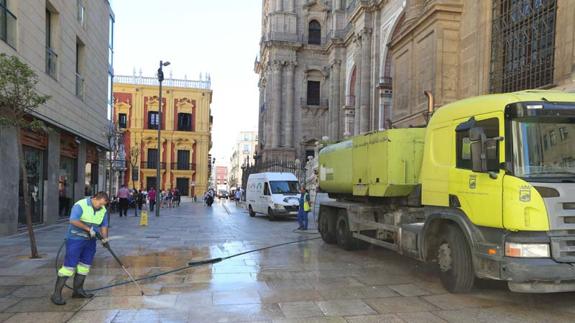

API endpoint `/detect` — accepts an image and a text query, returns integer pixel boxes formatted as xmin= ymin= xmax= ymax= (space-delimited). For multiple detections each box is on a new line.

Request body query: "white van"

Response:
xmin=246 ymin=172 xmax=300 ymax=221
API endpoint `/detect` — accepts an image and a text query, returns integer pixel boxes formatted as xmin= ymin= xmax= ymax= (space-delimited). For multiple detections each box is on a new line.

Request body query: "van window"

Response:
xmin=270 ymin=181 xmax=299 ymax=194
xmin=263 ymin=183 xmax=270 ymax=196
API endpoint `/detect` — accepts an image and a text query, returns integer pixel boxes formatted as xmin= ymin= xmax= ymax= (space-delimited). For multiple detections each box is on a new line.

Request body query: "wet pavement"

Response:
xmin=1 ymin=199 xmax=575 ymax=322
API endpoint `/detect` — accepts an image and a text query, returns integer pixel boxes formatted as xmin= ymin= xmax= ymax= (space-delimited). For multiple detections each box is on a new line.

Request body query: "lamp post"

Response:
xmin=156 ymin=60 xmax=170 ymax=217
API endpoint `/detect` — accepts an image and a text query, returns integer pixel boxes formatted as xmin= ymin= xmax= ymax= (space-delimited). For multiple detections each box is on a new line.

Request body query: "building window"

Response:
xmin=307 ymin=81 xmax=320 ymax=105
xmin=118 ymin=113 xmax=127 ymax=128
xmin=550 ymin=130 xmax=557 ymax=146
xmin=45 ymin=8 xmax=58 ymax=78
xmin=177 ymin=113 xmax=192 ymax=131
xmin=490 ymin=0 xmax=557 ymax=93
xmin=148 ymin=111 xmax=159 ymax=130
xmin=176 ymin=150 xmax=190 ymax=170
xmin=146 ymin=149 xmax=158 ymax=169
xmin=0 ymin=0 xmax=17 ymax=48
xmin=75 ymin=38 xmax=85 ymax=99
xmin=77 ymin=0 xmax=85 ymax=27
xmin=308 ymin=20 xmax=321 ymax=45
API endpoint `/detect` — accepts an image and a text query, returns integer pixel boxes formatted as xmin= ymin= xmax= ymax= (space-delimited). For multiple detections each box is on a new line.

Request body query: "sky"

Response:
xmin=112 ymin=0 xmax=262 ymax=166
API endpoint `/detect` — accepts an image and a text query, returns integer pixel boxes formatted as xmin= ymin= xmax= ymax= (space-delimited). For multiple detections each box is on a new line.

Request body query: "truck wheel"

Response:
xmin=437 ymin=225 xmax=475 ymax=293
xmin=335 ymin=211 xmax=356 ymax=251
xmin=248 ymin=205 xmax=256 ymax=217
xmin=319 ymin=213 xmax=337 ymax=244
xmin=268 ymin=208 xmax=276 ymax=221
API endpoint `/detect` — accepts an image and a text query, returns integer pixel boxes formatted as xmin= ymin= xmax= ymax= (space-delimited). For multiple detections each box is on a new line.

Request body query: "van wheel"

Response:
xmin=267 ymin=208 xmax=276 ymax=221
xmin=319 ymin=213 xmax=336 ymax=244
xmin=437 ymin=225 xmax=475 ymax=293
xmin=335 ymin=211 xmax=357 ymax=251
xmin=248 ymin=205 xmax=256 ymax=217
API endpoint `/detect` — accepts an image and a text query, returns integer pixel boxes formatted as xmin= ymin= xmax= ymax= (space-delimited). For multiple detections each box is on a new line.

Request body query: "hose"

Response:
xmin=55 ymin=235 xmax=321 ymax=293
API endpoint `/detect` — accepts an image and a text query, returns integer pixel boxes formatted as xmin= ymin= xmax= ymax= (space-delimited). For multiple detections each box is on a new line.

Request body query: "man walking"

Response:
xmin=297 ymin=186 xmax=311 ymax=230
xmin=117 ymin=184 xmax=130 ymax=217
xmin=51 ymin=192 xmax=110 ymax=305
xmin=148 ymin=187 xmax=157 ymax=212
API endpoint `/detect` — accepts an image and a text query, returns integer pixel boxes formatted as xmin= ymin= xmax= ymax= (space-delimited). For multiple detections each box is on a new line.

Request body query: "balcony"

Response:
xmin=141 ymin=161 xmax=166 ymax=170
xmin=75 ymin=73 xmax=85 ymax=99
xmin=0 ymin=3 xmax=16 ymax=48
xmin=301 ymin=97 xmax=329 ymax=108
xmin=46 ymin=47 xmax=58 ymax=78
xmin=171 ymin=163 xmax=196 ymax=171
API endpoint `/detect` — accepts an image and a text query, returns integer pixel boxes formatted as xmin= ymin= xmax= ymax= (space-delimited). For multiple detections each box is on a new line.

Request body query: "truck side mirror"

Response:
xmin=469 ymin=127 xmax=487 ymax=173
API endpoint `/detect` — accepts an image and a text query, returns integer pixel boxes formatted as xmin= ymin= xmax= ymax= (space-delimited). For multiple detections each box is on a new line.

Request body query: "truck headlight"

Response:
xmin=505 ymin=242 xmax=550 ymax=258
xmin=273 ymin=204 xmax=284 ymax=210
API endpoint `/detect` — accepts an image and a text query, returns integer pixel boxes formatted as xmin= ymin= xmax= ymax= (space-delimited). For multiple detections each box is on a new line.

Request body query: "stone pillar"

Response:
xmin=275 ymin=0 xmax=283 ymax=12
xmin=76 ymin=141 xmax=87 ymax=199
xmin=45 ymin=130 xmax=61 ymax=225
xmin=359 ymin=28 xmax=372 ymax=134
xmin=271 ymin=61 xmax=283 ymax=148
xmin=288 ymin=0 xmax=295 ymax=12
xmin=284 ymin=61 xmax=295 ymax=148
xmin=330 ymin=60 xmax=342 ymax=140
xmin=0 ymin=126 xmax=19 ymax=236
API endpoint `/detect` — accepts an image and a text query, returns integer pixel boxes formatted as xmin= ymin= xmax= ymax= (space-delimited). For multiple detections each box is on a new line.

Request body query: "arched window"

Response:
xmin=308 ymin=20 xmax=321 ymax=45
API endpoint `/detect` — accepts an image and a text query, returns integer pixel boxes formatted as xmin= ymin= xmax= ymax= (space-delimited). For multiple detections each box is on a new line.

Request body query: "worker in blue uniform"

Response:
xmin=51 ymin=192 xmax=110 ymax=305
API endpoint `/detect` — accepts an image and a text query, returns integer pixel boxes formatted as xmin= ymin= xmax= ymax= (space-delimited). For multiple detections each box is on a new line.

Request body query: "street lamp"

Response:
xmin=156 ymin=60 xmax=170 ymax=217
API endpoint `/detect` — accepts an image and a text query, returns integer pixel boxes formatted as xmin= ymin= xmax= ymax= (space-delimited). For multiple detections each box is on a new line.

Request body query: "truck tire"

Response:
xmin=268 ymin=208 xmax=276 ymax=221
xmin=437 ymin=225 xmax=475 ymax=293
xmin=319 ymin=213 xmax=337 ymax=244
xmin=248 ymin=205 xmax=256 ymax=217
xmin=335 ymin=211 xmax=357 ymax=251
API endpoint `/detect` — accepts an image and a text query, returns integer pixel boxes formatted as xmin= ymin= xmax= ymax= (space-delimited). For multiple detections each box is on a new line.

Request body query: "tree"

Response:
xmin=129 ymin=145 xmax=140 ymax=190
xmin=0 ymin=54 xmax=50 ymax=258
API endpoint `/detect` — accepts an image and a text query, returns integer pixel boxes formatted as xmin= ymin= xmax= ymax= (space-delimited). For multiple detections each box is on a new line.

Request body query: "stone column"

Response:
xmin=0 ymin=126 xmax=19 ymax=236
xmin=45 ymin=130 xmax=61 ymax=225
xmin=284 ymin=61 xmax=295 ymax=148
xmin=359 ymin=28 xmax=372 ymax=134
xmin=288 ymin=0 xmax=295 ymax=12
xmin=275 ymin=0 xmax=283 ymax=12
xmin=330 ymin=60 xmax=342 ymax=140
xmin=335 ymin=0 xmax=342 ymax=10
xmin=271 ymin=61 xmax=283 ymax=148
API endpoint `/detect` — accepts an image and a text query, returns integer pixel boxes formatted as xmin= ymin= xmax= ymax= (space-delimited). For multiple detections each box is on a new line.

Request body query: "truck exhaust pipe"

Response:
xmin=424 ymin=91 xmax=434 ymax=124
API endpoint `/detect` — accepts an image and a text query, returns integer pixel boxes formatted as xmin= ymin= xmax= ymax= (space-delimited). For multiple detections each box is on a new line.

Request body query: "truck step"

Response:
xmin=353 ymin=232 xmax=399 ymax=251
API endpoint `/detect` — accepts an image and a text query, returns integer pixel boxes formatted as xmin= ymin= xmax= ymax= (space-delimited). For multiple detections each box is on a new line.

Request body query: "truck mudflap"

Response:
xmin=502 ymin=257 xmax=575 ymax=293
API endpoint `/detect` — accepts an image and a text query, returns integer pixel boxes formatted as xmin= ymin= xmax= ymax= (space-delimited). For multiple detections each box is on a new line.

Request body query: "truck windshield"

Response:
xmin=269 ymin=181 xmax=299 ymax=194
xmin=511 ymin=117 xmax=575 ymax=180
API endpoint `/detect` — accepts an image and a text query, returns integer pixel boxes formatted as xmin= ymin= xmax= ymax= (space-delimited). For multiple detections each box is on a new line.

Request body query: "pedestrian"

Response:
xmin=173 ymin=188 xmax=181 ymax=207
xmin=51 ymin=192 xmax=110 ymax=305
xmin=297 ymin=186 xmax=311 ymax=230
xmin=148 ymin=187 xmax=157 ymax=212
xmin=136 ymin=190 xmax=144 ymax=211
xmin=167 ymin=188 xmax=174 ymax=208
xmin=117 ymin=184 xmax=130 ymax=217
xmin=235 ymin=189 xmax=242 ymax=205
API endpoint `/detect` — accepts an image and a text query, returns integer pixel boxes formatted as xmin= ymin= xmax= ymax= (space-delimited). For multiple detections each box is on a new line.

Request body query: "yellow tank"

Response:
xmin=319 ymin=128 xmax=426 ymax=197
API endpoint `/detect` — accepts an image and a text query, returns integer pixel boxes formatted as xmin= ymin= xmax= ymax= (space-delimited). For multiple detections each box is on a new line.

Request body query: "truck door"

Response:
xmin=449 ymin=115 xmax=504 ymax=228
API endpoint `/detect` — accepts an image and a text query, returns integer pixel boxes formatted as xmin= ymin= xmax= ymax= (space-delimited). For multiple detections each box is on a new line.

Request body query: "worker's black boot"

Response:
xmin=72 ymin=274 xmax=94 ymax=299
xmin=50 ymin=276 xmax=68 ymax=305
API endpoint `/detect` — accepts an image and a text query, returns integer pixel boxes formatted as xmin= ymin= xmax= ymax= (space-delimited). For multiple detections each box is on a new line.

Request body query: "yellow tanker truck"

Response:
xmin=318 ymin=90 xmax=575 ymax=293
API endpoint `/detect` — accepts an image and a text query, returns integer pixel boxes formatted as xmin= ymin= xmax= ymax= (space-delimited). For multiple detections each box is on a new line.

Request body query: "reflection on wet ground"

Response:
xmin=1 ymin=199 xmax=575 ymax=322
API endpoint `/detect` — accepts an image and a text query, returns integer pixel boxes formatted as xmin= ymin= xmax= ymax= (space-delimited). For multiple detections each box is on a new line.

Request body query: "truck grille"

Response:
xmin=551 ymin=235 xmax=575 ymax=262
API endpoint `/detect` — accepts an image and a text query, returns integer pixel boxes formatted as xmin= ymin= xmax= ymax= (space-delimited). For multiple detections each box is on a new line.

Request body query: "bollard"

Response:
xmin=139 ymin=209 xmax=148 ymax=226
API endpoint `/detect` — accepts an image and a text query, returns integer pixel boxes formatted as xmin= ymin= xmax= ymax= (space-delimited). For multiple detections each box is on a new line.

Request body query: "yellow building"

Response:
xmin=113 ymin=75 xmax=212 ymax=197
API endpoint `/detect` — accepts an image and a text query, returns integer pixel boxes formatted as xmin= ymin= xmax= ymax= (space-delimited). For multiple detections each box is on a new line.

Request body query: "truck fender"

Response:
xmin=419 ymin=207 xmax=485 ymax=262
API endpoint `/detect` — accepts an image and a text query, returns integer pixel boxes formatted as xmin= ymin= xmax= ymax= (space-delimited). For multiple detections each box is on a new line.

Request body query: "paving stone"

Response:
xmin=435 ymin=305 xmax=575 ymax=323
xmin=364 ymin=296 xmax=438 ymax=313
xmin=67 ymin=309 xmax=120 ymax=323
xmin=388 ymin=284 xmax=432 ymax=297
xmin=397 ymin=311 xmax=447 ymax=323
xmin=422 ymin=294 xmax=502 ymax=310
xmin=345 ymin=314 xmax=404 ymax=323
xmin=316 ymin=299 xmax=377 ymax=316
xmin=3 ymin=312 xmax=74 ymax=323
xmin=279 ymin=301 xmax=324 ymax=318
xmin=213 ymin=289 xmax=261 ymax=305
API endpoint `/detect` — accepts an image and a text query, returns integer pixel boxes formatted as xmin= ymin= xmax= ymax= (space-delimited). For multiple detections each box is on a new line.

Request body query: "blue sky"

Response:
xmin=113 ymin=0 xmax=262 ymax=164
